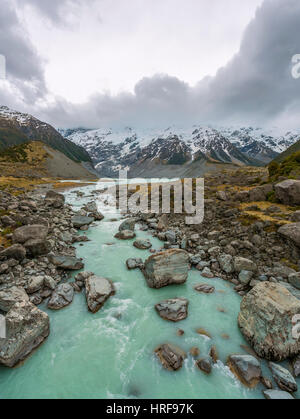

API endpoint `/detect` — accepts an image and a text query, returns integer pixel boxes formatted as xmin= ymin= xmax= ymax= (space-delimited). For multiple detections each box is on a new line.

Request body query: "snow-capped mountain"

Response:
xmin=60 ymin=125 xmax=300 ymax=178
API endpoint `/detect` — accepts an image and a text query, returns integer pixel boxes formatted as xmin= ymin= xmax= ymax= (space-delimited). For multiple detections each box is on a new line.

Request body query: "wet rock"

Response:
xmin=133 ymin=239 xmax=152 ymax=250
xmin=275 ymin=180 xmax=300 ymax=206
xmin=190 ymin=347 xmax=200 ymax=357
xmin=48 ymin=283 xmax=75 ymax=310
xmin=228 ymin=355 xmax=261 ymax=388
xmin=209 ymin=346 xmax=218 ymax=364
xmin=201 ymin=267 xmax=215 ymax=278
xmin=0 ymin=244 xmax=26 ymax=261
xmin=72 ymin=216 xmax=94 ymax=229
xmin=119 ymin=219 xmax=136 ymax=232
xmin=196 ymin=358 xmax=213 ymax=374
xmin=269 ymin=362 xmax=298 ymax=393
xmin=234 ymin=257 xmax=257 ymax=273
xmin=196 ymin=328 xmax=212 ymax=339
xmin=155 ymin=343 xmax=186 ymax=371
xmin=143 ymin=249 xmax=190 ymax=289
xmin=126 ymin=258 xmax=143 ymax=270
xmin=49 ymin=255 xmax=84 ymax=271
xmin=12 ymin=225 xmax=48 ymax=244
xmin=155 ymin=298 xmax=188 ymax=322
xmin=194 ymin=284 xmax=215 ymax=294
xmin=238 ymin=282 xmax=300 ymax=361
xmin=263 ymin=390 xmax=294 ymax=400
xmin=278 ymin=223 xmax=300 ymax=247
xmin=26 ymin=276 xmax=44 ymax=294
xmin=261 ymin=377 xmax=273 ymax=390
xmin=115 ymin=230 xmax=136 ymax=240
xmin=85 ymin=276 xmax=115 ymax=313
xmin=0 ymin=287 xmax=29 ymax=312
xmin=0 ymin=301 xmax=50 ymax=367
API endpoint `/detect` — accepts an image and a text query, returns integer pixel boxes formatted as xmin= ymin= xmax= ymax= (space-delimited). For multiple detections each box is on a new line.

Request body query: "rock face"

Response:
xmin=155 ymin=343 xmax=186 ymax=371
xmin=0 ymin=301 xmax=50 ymax=367
xmin=275 ymin=180 xmax=300 ymax=206
xmin=49 ymin=255 xmax=84 ymax=270
xmin=48 ymin=283 xmax=75 ymax=310
xmin=12 ymin=225 xmax=48 ymax=244
xmin=278 ymin=223 xmax=300 ymax=248
xmin=143 ymin=249 xmax=190 ymax=289
xmin=155 ymin=299 xmax=188 ymax=322
xmin=85 ymin=276 xmax=115 ymax=313
xmin=238 ymin=282 xmax=300 ymax=361
xmin=228 ymin=355 xmax=261 ymax=388
xmin=269 ymin=362 xmax=298 ymax=393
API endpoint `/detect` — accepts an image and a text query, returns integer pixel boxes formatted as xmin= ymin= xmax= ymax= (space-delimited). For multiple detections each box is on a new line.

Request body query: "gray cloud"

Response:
xmin=1 ymin=0 xmax=300 ymax=129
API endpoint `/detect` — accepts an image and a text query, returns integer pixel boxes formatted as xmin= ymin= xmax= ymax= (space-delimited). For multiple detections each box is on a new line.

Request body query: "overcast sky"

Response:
xmin=0 ymin=0 xmax=299 ymax=129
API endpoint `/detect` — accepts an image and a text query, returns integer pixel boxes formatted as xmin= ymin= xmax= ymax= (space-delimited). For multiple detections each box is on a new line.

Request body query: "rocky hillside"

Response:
xmin=274 ymin=139 xmax=300 ymax=163
xmin=0 ymin=106 xmax=93 ymax=166
xmin=62 ymin=125 xmax=300 ymax=178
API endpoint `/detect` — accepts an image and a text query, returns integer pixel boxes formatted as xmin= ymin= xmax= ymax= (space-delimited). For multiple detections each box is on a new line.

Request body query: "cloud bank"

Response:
xmin=0 ymin=0 xmax=300 ymax=129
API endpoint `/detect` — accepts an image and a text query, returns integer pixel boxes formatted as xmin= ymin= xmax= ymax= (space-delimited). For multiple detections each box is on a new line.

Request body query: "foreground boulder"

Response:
xmin=48 ymin=283 xmax=75 ymax=310
xmin=155 ymin=343 xmax=186 ymax=371
xmin=155 ymin=298 xmax=188 ymax=322
xmin=143 ymin=249 xmax=190 ymax=289
xmin=85 ymin=276 xmax=115 ymax=313
xmin=0 ymin=244 xmax=26 ymax=261
xmin=238 ymin=282 xmax=300 ymax=361
xmin=0 ymin=287 xmax=29 ymax=312
xmin=49 ymin=255 xmax=84 ymax=270
xmin=0 ymin=301 xmax=50 ymax=367
xmin=269 ymin=362 xmax=298 ymax=393
xmin=12 ymin=225 xmax=48 ymax=244
xmin=275 ymin=180 xmax=300 ymax=206
xmin=228 ymin=355 xmax=261 ymax=388
xmin=278 ymin=223 xmax=300 ymax=247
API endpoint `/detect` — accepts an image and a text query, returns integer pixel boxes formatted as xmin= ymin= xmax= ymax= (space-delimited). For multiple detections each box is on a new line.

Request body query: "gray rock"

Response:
xmin=48 ymin=283 xmax=75 ymax=310
xmin=157 ymin=214 xmax=169 ymax=231
xmin=115 ymin=230 xmax=136 ymax=240
xmin=49 ymin=255 xmax=84 ymax=270
xmin=228 ymin=355 xmax=261 ymax=388
xmin=85 ymin=276 xmax=115 ymax=313
xmin=119 ymin=219 xmax=136 ymax=232
xmin=44 ymin=276 xmax=56 ymax=290
xmin=234 ymin=257 xmax=257 ymax=273
xmin=155 ymin=343 xmax=186 ymax=371
xmin=216 ymin=190 xmax=228 ymax=201
xmin=269 ymin=362 xmax=298 ymax=393
xmin=143 ymin=249 xmax=190 ymax=289
xmin=26 ymin=276 xmax=44 ymax=294
xmin=288 ymin=273 xmax=300 ymax=290
xmin=275 ymin=180 xmax=300 ymax=206
xmin=0 ymin=244 xmax=26 ymax=261
xmin=165 ymin=231 xmax=177 ymax=245
xmin=0 ymin=302 xmax=50 ymax=367
xmin=291 ymin=211 xmax=300 ymax=222
xmin=201 ymin=267 xmax=215 ymax=278
xmin=24 ymin=239 xmax=51 ymax=257
xmin=218 ymin=254 xmax=234 ymax=274
xmin=238 ymin=282 xmax=300 ymax=361
xmin=72 ymin=216 xmax=94 ymax=229
xmin=263 ymin=390 xmax=294 ymax=400
xmin=133 ymin=239 xmax=152 ymax=250
xmin=12 ymin=225 xmax=48 ymax=244
xmin=45 ymin=190 xmax=65 ymax=208
xmin=278 ymin=223 xmax=300 ymax=247
xmin=239 ymin=270 xmax=254 ymax=285
xmin=0 ymin=287 xmax=29 ymax=312
xmin=155 ymin=298 xmax=188 ymax=322
xmin=249 ymin=184 xmax=273 ymax=202
xmin=292 ymin=355 xmax=300 ymax=377
xmin=126 ymin=258 xmax=143 ymax=270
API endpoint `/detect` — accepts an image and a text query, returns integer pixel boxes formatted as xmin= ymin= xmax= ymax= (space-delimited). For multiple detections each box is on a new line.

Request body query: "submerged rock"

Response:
xmin=48 ymin=283 xmax=75 ymax=310
xmin=155 ymin=298 xmax=188 ymax=322
xmin=85 ymin=276 xmax=115 ymax=313
xmin=155 ymin=343 xmax=186 ymax=371
xmin=115 ymin=230 xmax=136 ymax=240
xmin=269 ymin=362 xmax=298 ymax=393
xmin=238 ymin=282 xmax=300 ymax=361
xmin=143 ymin=249 xmax=190 ymax=289
xmin=0 ymin=302 xmax=50 ymax=368
xmin=194 ymin=284 xmax=215 ymax=294
xmin=228 ymin=355 xmax=261 ymax=388
xmin=133 ymin=239 xmax=152 ymax=250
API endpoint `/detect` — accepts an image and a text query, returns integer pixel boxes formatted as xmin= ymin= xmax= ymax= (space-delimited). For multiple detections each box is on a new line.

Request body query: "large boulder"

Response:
xmin=275 ymin=180 xmax=300 ymax=206
xmin=71 ymin=216 xmax=94 ymax=229
xmin=0 ymin=287 xmax=29 ymax=312
xmin=234 ymin=257 xmax=257 ymax=273
xmin=238 ymin=282 xmax=300 ymax=361
xmin=278 ymin=223 xmax=300 ymax=247
xmin=155 ymin=298 xmax=189 ymax=322
xmin=48 ymin=283 xmax=75 ymax=310
xmin=228 ymin=355 xmax=261 ymax=388
xmin=45 ymin=190 xmax=65 ymax=208
xmin=49 ymin=255 xmax=84 ymax=270
xmin=133 ymin=239 xmax=152 ymax=250
xmin=12 ymin=225 xmax=48 ymax=245
xmin=143 ymin=249 xmax=190 ymax=289
xmin=119 ymin=219 xmax=136 ymax=232
xmin=155 ymin=343 xmax=186 ymax=371
xmin=0 ymin=302 xmax=50 ymax=368
xmin=24 ymin=239 xmax=51 ymax=257
xmin=85 ymin=276 xmax=115 ymax=313
xmin=26 ymin=276 xmax=45 ymax=294
xmin=0 ymin=244 xmax=26 ymax=261
xmin=249 ymin=184 xmax=273 ymax=202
